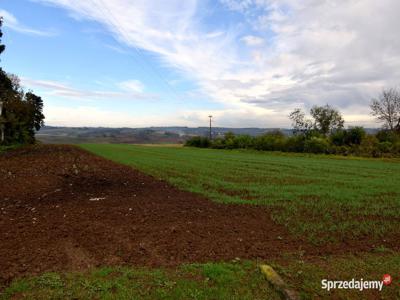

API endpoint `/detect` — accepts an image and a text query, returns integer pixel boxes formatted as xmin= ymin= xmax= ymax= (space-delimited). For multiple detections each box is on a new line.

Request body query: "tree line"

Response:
xmin=0 ymin=18 xmax=45 ymax=146
xmin=186 ymin=91 xmax=400 ymax=158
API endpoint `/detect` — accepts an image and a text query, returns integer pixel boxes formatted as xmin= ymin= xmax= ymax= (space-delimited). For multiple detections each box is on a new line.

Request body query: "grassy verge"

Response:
xmin=3 ymin=255 xmax=399 ymax=300
xmin=273 ymin=252 xmax=400 ymax=299
xmin=81 ymin=144 xmax=400 ymax=245
xmin=1 ymin=262 xmax=280 ymax=300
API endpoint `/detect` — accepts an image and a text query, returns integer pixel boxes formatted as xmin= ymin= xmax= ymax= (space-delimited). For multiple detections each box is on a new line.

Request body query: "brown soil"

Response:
xmin=0 ymin=145 xmax=394 ymax=285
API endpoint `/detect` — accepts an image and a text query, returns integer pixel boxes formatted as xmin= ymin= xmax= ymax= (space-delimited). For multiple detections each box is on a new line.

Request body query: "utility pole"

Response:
xmin=208 ymin=115 xmax=213 ymax=140
xmin=0 ymin=101 xmax=4 ymax=143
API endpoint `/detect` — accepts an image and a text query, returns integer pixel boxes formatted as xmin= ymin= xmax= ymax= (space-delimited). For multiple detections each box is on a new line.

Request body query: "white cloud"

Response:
xmin=0 ymin=9 xmax=56 ymax=36
xmin=33 ymin=0 xmax=400 ymax=127
xmin=118 ymin=80 xmax=144 ymax=93
xmin=21 ymin=78 xmax=156 ymax=100
xmin=241 ymin=35 xmax=264 ymax=46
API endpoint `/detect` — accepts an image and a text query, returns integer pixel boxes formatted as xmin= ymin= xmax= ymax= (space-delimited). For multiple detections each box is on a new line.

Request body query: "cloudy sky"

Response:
xmin=1 ymin=0 xmax=399 ymax=128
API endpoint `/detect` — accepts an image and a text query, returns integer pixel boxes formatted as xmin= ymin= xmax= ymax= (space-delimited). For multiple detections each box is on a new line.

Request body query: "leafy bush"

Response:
xmin=378 ymin=141 xmax=392 ymax=153
xmin=376 ymin=130 xmax=399 ymax=143
xmin=331 ymin=127 xmax=366 ymax=146
xmin=233 ymin=134 xmax=254 ymax=149
xmin=329 ymin=145 xmax=352 ymax=156
xmin=254 ymin=131 xmax=285 ymax=151
xmin=185 ymin=136 xmax=211 ymax=148
xmin=304 ymin=137 xmax=329 ymax=154
xmin=210 ymin=138 xmax=226 ymax=149
xmin=345 ymin=127 xmax=366 ymax=145
xmin=330 ymin=130 xmax=347 ymax=146
xmin=359 ymin=135 xmax=380 ymax=157
xmin=184 ymin=128 xmax=399 ymax=158
xmin=284 ymin=135 xmax=305 ymax=152
xmin=392 ymin=141 xmax=400 ymax=154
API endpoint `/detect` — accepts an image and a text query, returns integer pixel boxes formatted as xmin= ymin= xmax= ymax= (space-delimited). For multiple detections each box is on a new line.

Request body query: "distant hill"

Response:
xmin=36 ymin=126 xmax=379 ymax=144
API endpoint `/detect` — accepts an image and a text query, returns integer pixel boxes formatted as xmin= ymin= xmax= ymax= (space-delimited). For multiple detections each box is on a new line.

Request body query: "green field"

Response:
xmin=81 ymin=144 xmax=400 ymax=245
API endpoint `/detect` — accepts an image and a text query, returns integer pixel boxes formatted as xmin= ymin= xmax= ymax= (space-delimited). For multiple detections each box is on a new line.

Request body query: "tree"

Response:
xmin=0 ymin=17 xmax=7 ymax=143
xmin=370 ymin=88 xmax=400 ymax=132
xmin=0 ymin=17 xmax=5 ymax=55
xmin=288 ymin=108 xmax=312 ymax=135
xmin=0 ymin=19 xmax=45 ymax=145
xmin=26 ymin=92 xmax=45 ymax=131
xmin=289 ymin=105 xmax=344 ymax=136
xmin=310 ymin=104 xmax=344 ymax=136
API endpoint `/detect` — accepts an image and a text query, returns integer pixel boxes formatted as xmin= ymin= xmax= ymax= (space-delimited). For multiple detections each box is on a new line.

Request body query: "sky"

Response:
xmin=0 ymin=0 xmax=399 ymax=128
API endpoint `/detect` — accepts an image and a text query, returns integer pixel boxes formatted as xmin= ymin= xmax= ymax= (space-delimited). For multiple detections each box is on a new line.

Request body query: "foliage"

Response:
xmin=288 ymin=108 xmax=312 ymax=135
xmin=289 ymin=105 xmax=344 ymax=136
xmin=304 ymin=137 xmax=329 ymax=154
xmin=331 ymin=127 xmax=366 ymax=146
xmin=0 ymin=20 xmax=45 ymax=146
xmin=253 ymin=130 xmax=285 ymax=151
xmin=0 ymin=17 xmax=4 ymax=55
xmin=185 ymin=136 xmax=211 ymax=148
xmin=310 ymin=104 xmax=344 ymax=135
xmin=284 ymin=134 xmax=305 ymax=152
xmin=376 ymin=129 xmax=399 ymax=143
xmin=184 ymin=100 xmax=400 ymax=157
xmin=370 ymin=88 xmax=400 ymax=132
xmin=185 ymin=127 xmax=399 ymax=158
xmin=345 ymin=126 xmax=366 ymax=145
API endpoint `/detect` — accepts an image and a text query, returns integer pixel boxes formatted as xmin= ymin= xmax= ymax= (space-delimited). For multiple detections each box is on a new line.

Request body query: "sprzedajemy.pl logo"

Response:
xmin=321 ymin=274 xmax=392 ymax=292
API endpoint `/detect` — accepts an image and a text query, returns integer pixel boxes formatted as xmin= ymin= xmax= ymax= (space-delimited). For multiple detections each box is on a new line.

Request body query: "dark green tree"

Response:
xmin=0 ymin=18 xmax=45 ymax=145
xmin=310 ymin=104 xmax=344 ymax=136
xmin=26 ymin=92 xmax=45 ymax=131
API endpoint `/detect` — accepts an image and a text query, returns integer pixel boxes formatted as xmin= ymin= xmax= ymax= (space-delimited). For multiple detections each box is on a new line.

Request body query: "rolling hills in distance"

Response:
xmin=36 ymin=126 xmax=379 ymax=144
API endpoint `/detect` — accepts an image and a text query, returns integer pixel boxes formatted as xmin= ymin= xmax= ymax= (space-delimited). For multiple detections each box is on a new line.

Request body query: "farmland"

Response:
xmin=80 ymin=143 xmax=400 ymax=299
xmin=1 ymin=144 xmax=399 ymax=299
xmin=82 ymin=144 xmax=400 ymax=246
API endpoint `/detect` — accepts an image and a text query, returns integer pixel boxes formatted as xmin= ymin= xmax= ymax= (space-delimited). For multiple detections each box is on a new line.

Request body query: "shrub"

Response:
xmin=210 ymin=138 xmax=225 ymax=149
xmin=345 ymin=127 xmax=366 ymax=145
xmin=330 ymin=129 xmax=347 ymax=146
xmin=331 ymin=127 xmax=366 ymax=146
xmin=376 ymin=130 xmax=399 ymax=143
xmin=304 ymin=137 xmax=329 ymax=154
xmin=222 ymin=132 xmax=235 ymax=149
xmin=378 ymin=141 xmax=392 ymax=153
xmin=254 ymin=130 xmax=285 ymax=151
xmin=185 ymin=136 xmax=211 ymax=148
xmin=233 ymin=134 xmax=254 ymax=149
xmin=359 ymin=135 xmax=380 ymax=157
xmin=328 ymin=145 xmax=352 ymax=156
xmin=284 ymin=135 xmax=305 ymax=152
xmin=392 ymin=141 xmax=400 ymax=154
